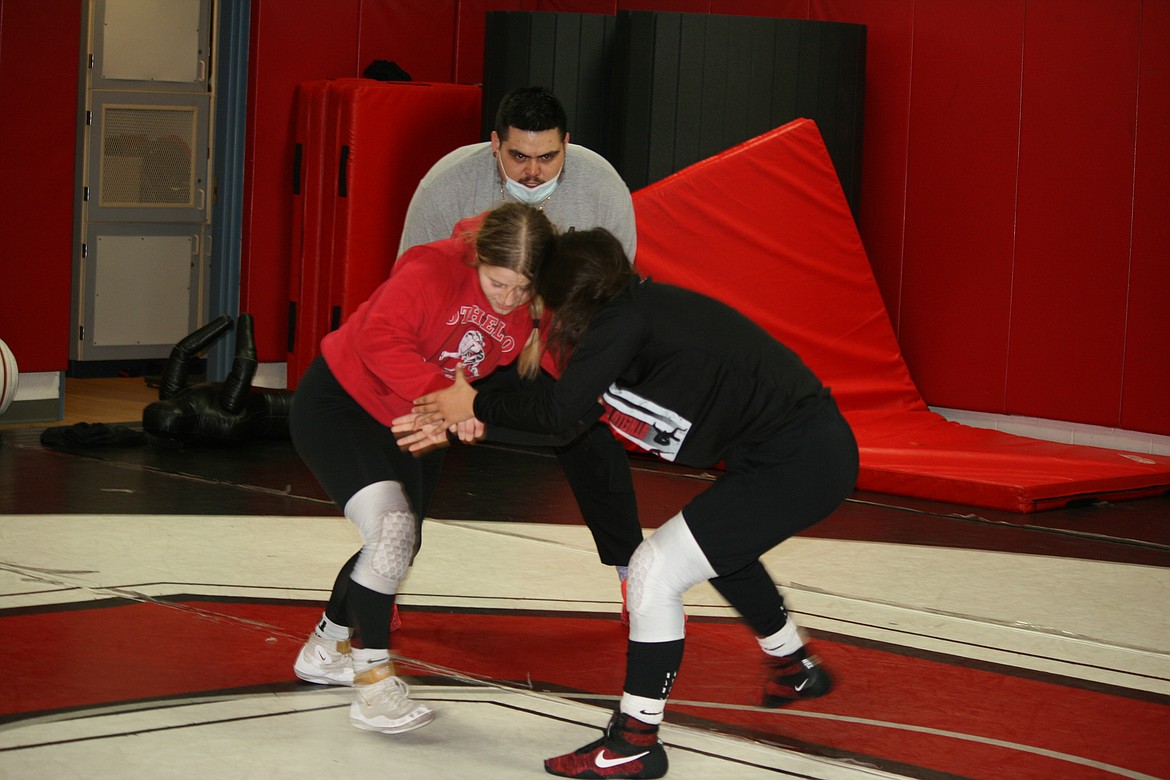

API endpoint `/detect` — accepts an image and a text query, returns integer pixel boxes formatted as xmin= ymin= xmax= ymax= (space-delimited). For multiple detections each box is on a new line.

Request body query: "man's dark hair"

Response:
xmin=494 ymin=86 xmax=568 ymax=141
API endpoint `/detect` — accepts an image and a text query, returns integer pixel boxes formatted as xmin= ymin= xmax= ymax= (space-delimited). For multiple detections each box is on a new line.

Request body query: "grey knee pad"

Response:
xmin=626 ymin=513 xmax=717 ymax=643
xmin=345 ymin=481 xmax=417 ymax=595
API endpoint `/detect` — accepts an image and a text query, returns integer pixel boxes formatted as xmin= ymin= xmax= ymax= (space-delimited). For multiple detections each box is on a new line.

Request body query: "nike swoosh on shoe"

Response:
xmin=595 ymin=750 xmax=650 ymax=768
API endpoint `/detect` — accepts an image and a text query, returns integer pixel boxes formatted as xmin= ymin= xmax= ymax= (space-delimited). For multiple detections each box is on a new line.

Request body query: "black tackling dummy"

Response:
xmin=143 ymin=313 xmax=293 ymax=446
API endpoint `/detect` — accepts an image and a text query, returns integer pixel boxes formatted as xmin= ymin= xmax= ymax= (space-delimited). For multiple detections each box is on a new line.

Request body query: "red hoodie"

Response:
xmin=321 ymin=216 xmax=533 ymax=425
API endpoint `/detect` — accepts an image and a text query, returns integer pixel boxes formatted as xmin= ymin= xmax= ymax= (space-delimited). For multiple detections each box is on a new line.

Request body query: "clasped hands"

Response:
xmin=391 ymin=364 xmax=481 ymax=453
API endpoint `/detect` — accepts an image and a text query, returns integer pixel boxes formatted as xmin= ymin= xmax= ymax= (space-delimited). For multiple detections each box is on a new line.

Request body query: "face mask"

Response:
xmin=498 ymin=153 xmax=562 ymax=205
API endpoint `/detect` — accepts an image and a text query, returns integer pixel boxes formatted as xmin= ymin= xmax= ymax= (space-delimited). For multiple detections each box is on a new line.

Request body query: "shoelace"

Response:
xmin=363 ymin=675 xmax=410 ymax=704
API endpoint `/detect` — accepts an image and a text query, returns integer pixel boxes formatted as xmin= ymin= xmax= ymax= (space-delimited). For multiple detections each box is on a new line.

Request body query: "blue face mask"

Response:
xmin=498 ymin=153 xmax=562 ymax=205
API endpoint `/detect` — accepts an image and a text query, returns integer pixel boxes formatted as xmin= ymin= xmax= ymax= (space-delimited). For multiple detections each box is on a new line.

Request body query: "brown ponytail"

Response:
xmin=517 ymin=297 xmax=545 ymax=379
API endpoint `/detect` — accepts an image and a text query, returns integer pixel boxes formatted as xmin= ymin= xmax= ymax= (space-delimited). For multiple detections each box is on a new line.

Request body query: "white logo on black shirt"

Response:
xmin=601 ymin=385 xmax=691 ymax=461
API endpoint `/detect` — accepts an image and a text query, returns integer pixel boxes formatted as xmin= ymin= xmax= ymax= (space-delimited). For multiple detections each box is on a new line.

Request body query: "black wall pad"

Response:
xmin=482 ymin=11 xmax=864 ymax=219
xmin=482 ymin=12 xmax=618 ymax=154
xmin=610 ymin=12 xmax=866 ymax=217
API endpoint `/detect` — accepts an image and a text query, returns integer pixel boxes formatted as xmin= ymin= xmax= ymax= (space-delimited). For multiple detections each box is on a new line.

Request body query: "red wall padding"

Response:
xmin=2 ymin=0 xmax=1164 ymax=442
xmin=1122 ymin=0 xmax=1170 ymax=435
xmin=0 ymin=0 xmax=81 ymax=373
xmin=839 ymin=0 xmax=1169 ymax=437
xmin=243 ymin=0 xmax=486 ymax=365
xmin=286 ymin=81 xmax=333 ymax=389
xmin=898 ymin=1 xmax=1023 ymax=412
xmin=324 ymin=81 xmax=482 ymax=340
xmin=357 ymin=1 xmax=459 ymax=83
xmin=454 ymin=0 xmax=525 ymax=86
xmin=243 ymin=0 xmax=363 ymax=364
xmin=1007 ymin=1 xmax=1140 ymax=428
xmin=632 ymin=119 xmax=1170 ymax=512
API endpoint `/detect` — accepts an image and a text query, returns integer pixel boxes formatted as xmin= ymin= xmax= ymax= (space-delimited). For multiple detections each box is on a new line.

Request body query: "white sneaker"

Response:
xmin=294 ymin=634 xmax=354 ymax=686
xmin=350 ymin=675 xmax=434 ymax=734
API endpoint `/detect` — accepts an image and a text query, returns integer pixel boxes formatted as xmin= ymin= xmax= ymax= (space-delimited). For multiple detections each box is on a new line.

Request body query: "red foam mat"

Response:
xmin=286 ymin=80 xmax=481 ymax=388
xmin=287 ymin=81 xmax=332 ymax=388
xmin=632 ymin=119 xmax=1170 ymax=512
xmin=323 ymin=80 xmax=481 ymax=332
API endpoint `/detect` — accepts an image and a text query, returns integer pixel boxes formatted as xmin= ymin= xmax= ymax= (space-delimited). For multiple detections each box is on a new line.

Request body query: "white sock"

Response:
xmin=351 ymin=647 xmax=391 ymax=674
xmin=620 ymin=692 xmax=665 ymax=725
xmin=758 ymin=621 xmax=803 ymax=657
xmin=314 ymin=613 xmax=351 ymax=642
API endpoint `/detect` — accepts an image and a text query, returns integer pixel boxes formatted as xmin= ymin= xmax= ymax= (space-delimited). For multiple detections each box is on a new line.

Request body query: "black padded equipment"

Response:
xmin=143 ymin=314 xmax=293 ymax=446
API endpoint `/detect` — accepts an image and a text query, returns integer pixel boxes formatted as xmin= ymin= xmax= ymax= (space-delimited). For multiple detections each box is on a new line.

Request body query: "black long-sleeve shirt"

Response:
xmin=473 ymin=279 xmax=827 ymax=468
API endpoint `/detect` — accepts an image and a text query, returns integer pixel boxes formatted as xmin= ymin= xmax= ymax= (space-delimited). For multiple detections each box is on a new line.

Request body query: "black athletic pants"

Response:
xmin=684 ymin=395 xmax=859 ymax=638
xmin=476 ymin=363 xmax=645 ymax=567
xmin=623 ymin=395 xmax=858 ymax=700
xmin=290 ymin=357 xmax=445 ymax=634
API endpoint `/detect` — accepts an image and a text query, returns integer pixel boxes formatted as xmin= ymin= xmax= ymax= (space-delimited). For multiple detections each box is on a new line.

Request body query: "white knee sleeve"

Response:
xmin=626 ymin=513 xmax=717 ymax=643
xmin=344 ymin=481 xmax=417 ymax=595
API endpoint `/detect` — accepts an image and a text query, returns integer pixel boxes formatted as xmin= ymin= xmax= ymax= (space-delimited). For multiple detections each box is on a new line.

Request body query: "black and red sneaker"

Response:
xmin=762 ymin=646 xmax=832 ymax=706
xmin=545 ymin=712 xmax=667 ymax=779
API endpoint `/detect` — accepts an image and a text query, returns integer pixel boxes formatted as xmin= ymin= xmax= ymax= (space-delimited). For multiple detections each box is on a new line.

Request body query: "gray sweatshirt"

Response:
xmin=398 ymin=141 xmax=637 ymax=261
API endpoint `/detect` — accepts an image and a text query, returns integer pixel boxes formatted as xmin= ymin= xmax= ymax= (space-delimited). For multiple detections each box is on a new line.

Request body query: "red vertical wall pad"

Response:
xmin=0 ymin=0 xmax=81 ymax=372
xmin=632 ymin=119 xmax=1170 ymax=512
xmin=322 ymin=81 xmax=482 ymax=330
xmin=454 ymin=0 xmax=526 ymax=85
xmin=898 ymin=1 xmax=1023 ymax=413
xmin=357 ymin=0 xmax=459 ymax=83
xmin=286 ymin=82 xmax=332 ymax=389
xmin=285 ymin=80 xmax=481 ymax=383
xmin=1008 ymin=2 xmax=1140 ymax=427
xmin=1121 ymin=0 xmax=1170 ymax=436
xmin=243 ymin=0 xmax=362 ymax=362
